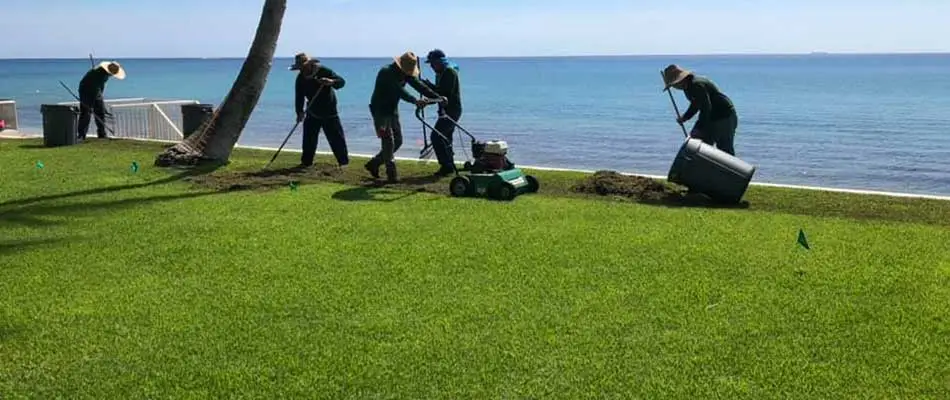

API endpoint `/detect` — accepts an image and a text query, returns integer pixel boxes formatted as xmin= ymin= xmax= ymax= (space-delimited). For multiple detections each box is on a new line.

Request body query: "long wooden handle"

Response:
xmin=661 ymin=70 xmax=689 ymax=138
xmin=263 ymin=85 xmax=327 ymax=168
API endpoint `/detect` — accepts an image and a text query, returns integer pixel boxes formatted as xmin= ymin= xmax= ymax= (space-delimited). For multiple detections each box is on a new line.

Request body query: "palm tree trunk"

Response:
xmin=155 ymin=0 xmax=287 ymax=167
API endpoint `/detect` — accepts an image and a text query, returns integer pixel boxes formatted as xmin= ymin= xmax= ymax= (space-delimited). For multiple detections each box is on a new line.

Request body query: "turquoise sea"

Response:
xmin=2 ymin=54 xmax=949 ymax=195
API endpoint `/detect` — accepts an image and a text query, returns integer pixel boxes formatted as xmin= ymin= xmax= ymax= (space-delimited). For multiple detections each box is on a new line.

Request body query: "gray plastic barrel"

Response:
xmin=667 ymin=138 xmax=756 ymax=203
xmin=40 ymin=104 xmax=80 ymax=147
xmin=181 ymin=103 xmax=214 ymax=138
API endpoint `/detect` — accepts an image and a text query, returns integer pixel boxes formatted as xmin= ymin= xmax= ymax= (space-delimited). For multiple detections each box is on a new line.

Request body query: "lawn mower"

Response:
xmin=415 ymin=101 xmax=539 ymax=201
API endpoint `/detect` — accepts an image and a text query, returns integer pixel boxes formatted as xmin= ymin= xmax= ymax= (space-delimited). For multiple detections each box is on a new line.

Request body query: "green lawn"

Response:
xmin=1 ymin=138 xmax=949 ymax=399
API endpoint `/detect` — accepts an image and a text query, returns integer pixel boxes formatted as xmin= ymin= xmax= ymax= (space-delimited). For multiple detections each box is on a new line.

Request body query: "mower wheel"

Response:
xmin=525 ymin=175 xmax=540 ymax=193
xmin=449 ymin=176 xmax=473 ymax=197
xmin=496 ymin=182 xmax=517 ymax=201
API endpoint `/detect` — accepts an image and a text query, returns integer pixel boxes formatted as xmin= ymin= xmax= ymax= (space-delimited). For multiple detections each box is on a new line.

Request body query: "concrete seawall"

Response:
xmin=4 ymin=131 xmax=950 ymax=202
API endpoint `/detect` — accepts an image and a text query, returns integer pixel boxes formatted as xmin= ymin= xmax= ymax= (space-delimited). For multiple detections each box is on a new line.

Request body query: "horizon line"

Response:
xmin=2 ymin=51 xmax=949 ymax=61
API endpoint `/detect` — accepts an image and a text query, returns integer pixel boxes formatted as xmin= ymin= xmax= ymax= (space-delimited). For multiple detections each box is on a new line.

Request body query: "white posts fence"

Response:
xmin=57 ymin=98 xmax=199 ymax=141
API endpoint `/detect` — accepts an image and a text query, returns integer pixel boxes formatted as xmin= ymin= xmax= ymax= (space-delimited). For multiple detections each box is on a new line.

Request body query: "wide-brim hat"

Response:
xmin=289 ymin=52 xmax=319 ymax=70
xmin=662 ymin=64 xmax=691 ymax=91
xmin=394 ymin=51 xmax=420 ymax=77
xmin=98 ymin=61 xmax=126 ymax=80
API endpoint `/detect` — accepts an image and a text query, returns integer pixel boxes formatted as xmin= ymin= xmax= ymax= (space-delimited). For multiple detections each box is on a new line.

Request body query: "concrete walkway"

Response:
xmin=0 ymin=130 xmax=38 ymax=139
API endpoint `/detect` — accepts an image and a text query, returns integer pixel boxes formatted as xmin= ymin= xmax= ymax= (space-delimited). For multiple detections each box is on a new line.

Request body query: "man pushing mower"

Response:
xmin=364 ymin=51 xmax=444 ymax=183
xmin=418 ymin=49 xmax=463 ymax=176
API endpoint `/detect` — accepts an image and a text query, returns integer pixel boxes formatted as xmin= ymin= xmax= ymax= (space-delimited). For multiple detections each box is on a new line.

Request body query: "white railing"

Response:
xmin=57 ymin=98 xmax=198 ymax=141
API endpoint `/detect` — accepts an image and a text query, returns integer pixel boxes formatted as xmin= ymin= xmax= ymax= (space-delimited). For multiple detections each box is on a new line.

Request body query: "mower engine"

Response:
xmin=468 ymin=140 xmax=515 ymax=173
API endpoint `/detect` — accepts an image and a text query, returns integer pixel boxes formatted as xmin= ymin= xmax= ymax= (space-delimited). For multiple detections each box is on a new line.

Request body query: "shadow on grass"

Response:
xmin=0 ymin=191 xmax=221 ymax=229
xmin=640 ymin=195 xmax=752 ymax=210
xmin=0 ymin=237 xmax=71 ymax=256
xmin=0 ymin=164 xmax=222 ymax=209
xmin=332 ymin=185 xmax=421 ymax=203
xmin=0 ymin=324 xmax=21 ymax=342
xmin=396 ymin=174 xmax=446 ymax=187
xmin=16 ymin=144 xmax=48 ymax=149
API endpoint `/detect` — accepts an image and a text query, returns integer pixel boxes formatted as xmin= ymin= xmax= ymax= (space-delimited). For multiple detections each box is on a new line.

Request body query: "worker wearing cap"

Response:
xmin=290 ymin=52 xmax=350 ymax=168
xmin=77 ymin=61 xmax=125 ymax=140
xmin=419 ymin=49 xmax=463 ymax=176
xmin=662 ymin=64 xmax=738 ymax=156
xmin=364 ymin=51 xmax=442 ymax=183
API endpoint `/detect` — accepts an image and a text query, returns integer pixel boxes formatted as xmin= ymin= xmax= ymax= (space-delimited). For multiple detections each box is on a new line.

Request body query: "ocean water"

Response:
xmin=2 ymin=55 xmax=949 ymax=195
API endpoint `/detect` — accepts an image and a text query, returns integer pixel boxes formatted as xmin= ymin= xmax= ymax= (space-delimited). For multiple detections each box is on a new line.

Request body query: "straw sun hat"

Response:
xmin=394 ymin=51 xmax=420 ymax=77
xmin=98 ymin=61 xmax=126 ymax=80
xmin=662 ymin=64 xmax=692 ymax=91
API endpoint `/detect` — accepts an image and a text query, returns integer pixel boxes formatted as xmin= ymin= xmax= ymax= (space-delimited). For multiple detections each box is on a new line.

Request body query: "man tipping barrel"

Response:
xmin=663 ymin=64 xmax=739 ymax=156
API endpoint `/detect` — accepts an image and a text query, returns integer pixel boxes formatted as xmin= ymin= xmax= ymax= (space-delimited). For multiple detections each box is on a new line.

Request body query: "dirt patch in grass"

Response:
xmin=186 ymin=164 xmax=748 ymax=209
xmin=569 ymin=170 xmax=751 ymax=209
xmin=185 ymin=163 xmax=454 ymax=195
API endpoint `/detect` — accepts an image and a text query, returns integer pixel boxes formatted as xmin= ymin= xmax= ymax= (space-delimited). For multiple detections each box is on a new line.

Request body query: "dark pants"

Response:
xmin=691 ymin=114 xmax=738 ymax=156
xmin=78 ymin=95 xmax=107 ymax=139
xmin=367 ymin=111 xmax=403 ymax=178
xmin=432 ymin=112 xmax=461 ymax=171
xmin=301 ymin=115 xmax=349 ymax=166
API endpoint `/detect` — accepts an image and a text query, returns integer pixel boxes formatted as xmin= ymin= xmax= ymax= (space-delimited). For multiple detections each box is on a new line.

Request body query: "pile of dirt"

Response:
xmin=571 ymin=170 xmax=686 ymax=203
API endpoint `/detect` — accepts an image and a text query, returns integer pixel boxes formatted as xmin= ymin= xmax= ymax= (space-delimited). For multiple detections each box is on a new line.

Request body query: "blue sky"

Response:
xmin=3 ymin=0 xmax=949 ymax=58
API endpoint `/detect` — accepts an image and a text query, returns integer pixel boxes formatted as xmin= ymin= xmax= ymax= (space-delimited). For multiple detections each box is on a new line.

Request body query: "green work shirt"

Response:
xmin=681 ymin=75 xmax=736 ymax=130
xmin=369 ymin=63 xmax=439 ymax=116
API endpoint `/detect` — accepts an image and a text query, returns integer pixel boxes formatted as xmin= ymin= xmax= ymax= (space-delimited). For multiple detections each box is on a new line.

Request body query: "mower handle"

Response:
xmin=414 ymin=98 xmax=443 ymax=117
xmin=413 ymin=99 xmax=478 ymax=143
xmin=417 ymin=97 xmax=445 ymax=108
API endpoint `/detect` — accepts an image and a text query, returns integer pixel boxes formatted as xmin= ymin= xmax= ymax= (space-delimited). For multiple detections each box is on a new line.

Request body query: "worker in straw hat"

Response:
xmin=289 ymin=52 xmax=350 ymax=168
xmin=364 ymin=50 xmax=443 ymax=183
xmin=77 ymin=61 xmax=125 ymax=140
xmin=662 ymin=64 xmax=739 ymax=156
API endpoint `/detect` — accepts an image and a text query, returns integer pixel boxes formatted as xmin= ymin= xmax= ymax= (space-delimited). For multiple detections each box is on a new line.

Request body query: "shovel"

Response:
xmin=264 ymin=85 xmax=326 ymax=170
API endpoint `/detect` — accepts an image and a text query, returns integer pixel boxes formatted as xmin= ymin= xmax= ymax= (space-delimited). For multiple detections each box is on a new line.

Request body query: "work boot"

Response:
xmin=433 ymin=166 xmax=454 ymax=177
xmin=364 ymin=160 xmax=380 ymax=179
xmin=385 ymin=162 xmax=398 ymax=183
xmin=293 ymin=163 xmax=314 ymax=172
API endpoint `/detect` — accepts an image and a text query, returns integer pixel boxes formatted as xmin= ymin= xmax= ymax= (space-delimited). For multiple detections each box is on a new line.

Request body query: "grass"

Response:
xmin=1 ymin=138 xmax=949 ymax=399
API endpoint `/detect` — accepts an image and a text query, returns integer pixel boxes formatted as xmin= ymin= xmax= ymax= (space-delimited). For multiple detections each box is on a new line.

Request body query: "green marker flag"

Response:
xmin=797 ymin=229 xmax=810 ymax=250
xmin=35 ymin=161 xmax=44 ymax=169
xmin=289 ymin=181 xmax=299 ymax=191
xmin=130 ymin=161 xmax=140 ymax=173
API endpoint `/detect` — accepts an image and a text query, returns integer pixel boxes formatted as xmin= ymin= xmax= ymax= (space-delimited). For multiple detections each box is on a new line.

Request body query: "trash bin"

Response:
xmin=40 ymin=104 xmax=80 ymax=147
xmin=181 ymin=103 xmax=214 ymax=138
xmin=0 ymin=98 xmax=19 ymax=131
xmin=667 ymin=138 xmax=756 ymax=204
